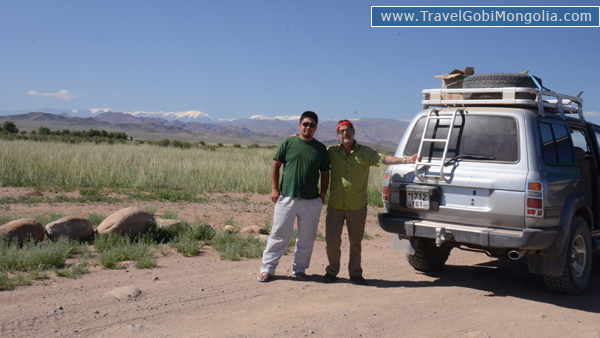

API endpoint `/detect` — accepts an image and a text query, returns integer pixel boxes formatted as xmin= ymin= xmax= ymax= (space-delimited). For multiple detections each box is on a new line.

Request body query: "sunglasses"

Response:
xmin=337 ymin=128 xmax=354 ymax=134
xmin=302 ymin=122 xmax=317 ymax=128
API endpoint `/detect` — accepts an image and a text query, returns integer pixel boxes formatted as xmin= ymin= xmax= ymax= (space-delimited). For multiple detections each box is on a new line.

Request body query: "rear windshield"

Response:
xmin=404 ymin=114 xmax=518 ymax=162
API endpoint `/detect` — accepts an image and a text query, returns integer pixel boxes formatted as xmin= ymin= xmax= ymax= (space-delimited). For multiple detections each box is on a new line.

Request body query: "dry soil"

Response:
xmin=1 ymin=188 xmax=600 ymax=338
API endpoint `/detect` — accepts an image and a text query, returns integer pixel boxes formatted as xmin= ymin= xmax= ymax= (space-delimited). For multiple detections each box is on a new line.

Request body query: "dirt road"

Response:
xmin=1 ymin=188 xmax=600 ymax=337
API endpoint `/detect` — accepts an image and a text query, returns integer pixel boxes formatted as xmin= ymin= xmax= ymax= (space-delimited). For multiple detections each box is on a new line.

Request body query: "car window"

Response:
xmin=571 ymin=129 xmax=590 ymax=152
xmin=591 ymin=126 xmax=600 ymax=153
xmin=404 ymin=114 xmax=518 ymax=162
xmin=539 ymin=122 xmax=573 ymax=166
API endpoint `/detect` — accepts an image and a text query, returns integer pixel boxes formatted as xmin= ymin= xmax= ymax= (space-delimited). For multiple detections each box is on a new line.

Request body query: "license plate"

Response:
xmin=407 ymin=191 xmax=430 ymax=210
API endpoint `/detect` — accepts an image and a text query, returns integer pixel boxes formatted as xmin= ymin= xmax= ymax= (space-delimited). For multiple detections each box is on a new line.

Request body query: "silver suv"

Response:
xmin=379 ymin=73 xmax=597 ymax=294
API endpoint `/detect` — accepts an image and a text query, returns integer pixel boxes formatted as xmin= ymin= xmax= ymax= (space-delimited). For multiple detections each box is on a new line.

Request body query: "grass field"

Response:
xmin=0 ymin=140 xmax=387 ymax=203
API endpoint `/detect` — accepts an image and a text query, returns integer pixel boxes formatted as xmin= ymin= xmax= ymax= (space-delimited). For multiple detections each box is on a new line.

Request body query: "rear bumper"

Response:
xmin=378 ymin=213 xmax=558 ymax=250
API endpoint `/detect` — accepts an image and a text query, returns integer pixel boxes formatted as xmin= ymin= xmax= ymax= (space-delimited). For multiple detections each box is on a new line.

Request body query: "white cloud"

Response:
xmin=28 ymin=90 xmax=76 ymax=100
xmin=584 ymin=111 xmax=600 ymax=117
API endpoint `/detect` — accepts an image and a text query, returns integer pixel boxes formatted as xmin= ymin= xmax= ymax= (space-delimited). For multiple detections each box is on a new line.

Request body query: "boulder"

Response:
xmin=0 ymin=218 xmax=45 ymax=243
xmin=223 ymin=225 xmax=239 ymax=233
xmin=156 ymin=218 xmax=184 ymax=229
xmin=107 ymin=286 xmax=142 ymax=300
xmin=96 ymin=208 xmax=155 ymax=236
xmin=45 ymin=216 xmax=94 ymax=241
xmin=240 ymin=225 xmax=267 ymax=234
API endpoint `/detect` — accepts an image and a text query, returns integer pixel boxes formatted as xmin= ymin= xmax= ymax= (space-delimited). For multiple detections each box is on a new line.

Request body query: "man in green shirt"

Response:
xmin=258 ymin=111 xmax=330 ymax=283
xmin=323 ymin=120 xmax=418 ymax=285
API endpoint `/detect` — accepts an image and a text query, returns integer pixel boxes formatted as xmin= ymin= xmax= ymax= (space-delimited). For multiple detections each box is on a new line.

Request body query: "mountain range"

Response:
xmin=0 ymin=108 xmax=409 ymax=151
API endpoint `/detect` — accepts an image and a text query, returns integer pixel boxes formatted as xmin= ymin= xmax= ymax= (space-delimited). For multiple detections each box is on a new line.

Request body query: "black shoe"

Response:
xmin=322 ymin=273 xmax=336 ymax=283
xmin=350 ymin=276 xmax=366 ymax=285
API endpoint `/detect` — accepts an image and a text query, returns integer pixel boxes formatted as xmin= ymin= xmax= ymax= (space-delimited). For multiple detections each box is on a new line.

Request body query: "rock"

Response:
xmin=251 ymin=225 xmax=267 ymax=234
xmin=155 ymin=218 xmax=185 ymax=230
xmin=240 ymin=225 xmax=267 ymax=234
xmin=96 ymin=208 xmax=155 ymax=236
xmin=45 ymin=216 xmax=94 ymax=241
xmin=223 ymin=225 xmax=239 ymax=233
xmin=259 ymin=234 xmax=269 ymax=241
xmin=107 ymin=286 xmax=142 ymax=300
xmin=0 ymin=218 xmax=45 ymax=243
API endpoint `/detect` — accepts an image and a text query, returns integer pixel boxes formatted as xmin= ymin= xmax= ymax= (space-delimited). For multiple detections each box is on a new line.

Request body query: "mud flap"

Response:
xmin=393 ymin=234 xmax=418 ymax=255
xmin=527 ymin=226 xmax=569 ymax=277
xmin=527 ymin=252 xmax=566 ymax=277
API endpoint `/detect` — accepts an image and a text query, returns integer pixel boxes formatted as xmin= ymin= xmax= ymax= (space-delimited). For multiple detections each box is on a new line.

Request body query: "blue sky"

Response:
xmin=1 ymin=1 xmax=599 ymax=122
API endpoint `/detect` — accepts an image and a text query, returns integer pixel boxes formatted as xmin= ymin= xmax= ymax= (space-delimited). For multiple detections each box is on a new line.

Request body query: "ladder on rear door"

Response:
xmin=414 ymin=109 xmax=462 ymax=181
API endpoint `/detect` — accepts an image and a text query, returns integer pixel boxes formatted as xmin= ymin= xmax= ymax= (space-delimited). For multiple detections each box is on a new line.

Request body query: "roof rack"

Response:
xmin=422 ymin=87 xmax=585 ymax=122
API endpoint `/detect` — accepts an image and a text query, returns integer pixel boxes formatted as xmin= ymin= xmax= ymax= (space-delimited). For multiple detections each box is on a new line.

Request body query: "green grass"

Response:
xmin=55 ymin=260 xmax=89 ymax=279
xmin=211 ymin=231 xmax=265 ymax=261
xmin=0 ymin=236 xmax=76 ymax=272
xmin=0 ymin=271 xmax=15 ymax=291
xmin=0 ymin=140 xmax=388 ymax=207
xmin=165 ymin=220 xmax=214 ymax=257
xmin=94 ymin=234 xmax=157 ymax=269
xmin=170 ymin=236 xmax=202 ymax=257
xmin=163 ymin=209 xmax=179 ymax=219
xmin=32 ymin=212 xmax=65 ymax=226
xmin=283 ymin=228 xmax=298 ymax=255
xmin=87 ymin=213 xmax=107 ymax=228
xmin=0 ymin=141 xmax=273 ymax=194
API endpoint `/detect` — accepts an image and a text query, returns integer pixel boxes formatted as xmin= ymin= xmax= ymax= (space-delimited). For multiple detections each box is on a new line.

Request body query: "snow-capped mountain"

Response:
xmin=0 ymin=108 xmax=218 ymax=124
xmin=127 ymin=110 xmax=217 ymax=123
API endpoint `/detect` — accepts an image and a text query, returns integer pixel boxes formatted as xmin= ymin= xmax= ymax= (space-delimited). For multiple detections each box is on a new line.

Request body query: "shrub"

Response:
xmin=170 ymin=235 xmax=202 ymax=257
xmin=87 ymin=213 xmax=106 ymax=228
xmin=210 ymin=231 xmax=265 ymax=261
xmin=95 ymin=234 xmax=157 ymax=269
xmin=163 ymin=209 xmax=179 ymax=219
xmin=0 ymin=236 xmax=76 ymax=272
xmin=157 ymin=139 xmax=171 ymax=147
xmin=3 ymin=121 xmax=18 ymax=134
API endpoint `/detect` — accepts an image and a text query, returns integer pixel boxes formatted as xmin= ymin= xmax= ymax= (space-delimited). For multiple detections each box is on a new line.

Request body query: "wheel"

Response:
xmin=406 ymin=238 xmax=452 ymax=271
xmin=543 ymin=216 xmax=592 ymax=295
xmin=463 ymin=73 xmax=542 ymax=100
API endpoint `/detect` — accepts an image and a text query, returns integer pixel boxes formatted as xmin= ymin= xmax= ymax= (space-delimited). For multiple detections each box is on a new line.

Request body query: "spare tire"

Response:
xmin=463 ymin=73 xmax=542 ymax=99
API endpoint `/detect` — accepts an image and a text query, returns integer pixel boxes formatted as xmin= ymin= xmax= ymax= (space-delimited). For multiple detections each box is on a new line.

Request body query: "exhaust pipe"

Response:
xmin=508 ymin=249 xmax=531 ymax=260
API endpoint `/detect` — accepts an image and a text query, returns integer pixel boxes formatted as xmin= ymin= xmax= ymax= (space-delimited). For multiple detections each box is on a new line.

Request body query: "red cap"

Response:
xmin=336 ymin=121 xmax=354 ymax=132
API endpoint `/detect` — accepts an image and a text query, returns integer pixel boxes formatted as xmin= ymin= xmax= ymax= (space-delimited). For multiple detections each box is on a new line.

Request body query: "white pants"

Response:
xmin=260 ymin=196 xmax=323 ymax=275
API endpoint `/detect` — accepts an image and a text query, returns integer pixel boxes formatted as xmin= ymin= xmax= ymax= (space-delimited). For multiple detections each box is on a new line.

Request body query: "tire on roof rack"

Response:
xmin=463 ymin=73 xmax=542 ymax=100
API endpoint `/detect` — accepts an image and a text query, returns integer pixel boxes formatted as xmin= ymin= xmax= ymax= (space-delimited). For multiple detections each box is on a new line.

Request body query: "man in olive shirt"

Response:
xmin=324 ymin=120 xmax=418 ymax=285
xmin=258 ymin=111 xmax=330 ymax=283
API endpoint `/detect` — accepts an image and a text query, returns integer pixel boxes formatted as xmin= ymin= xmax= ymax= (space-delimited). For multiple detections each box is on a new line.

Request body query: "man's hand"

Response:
xmin=271 ymin=160 xmax=283 ymax=203
xmin=271 ymin=188 xmax=280 ymax=203
xmin=408 ymin=153 xmax=422 ymax=163
xmin=320 ymin=192 xmax=327 ymax=204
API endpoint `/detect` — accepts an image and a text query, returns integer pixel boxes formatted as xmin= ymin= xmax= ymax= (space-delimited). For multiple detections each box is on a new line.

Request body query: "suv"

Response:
xmin=378 ymin=73 xmax=597 ymax=295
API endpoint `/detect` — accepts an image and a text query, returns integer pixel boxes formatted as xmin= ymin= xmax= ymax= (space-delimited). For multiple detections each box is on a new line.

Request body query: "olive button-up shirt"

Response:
xmin=328 ymin=142 xmax=386 ymax=211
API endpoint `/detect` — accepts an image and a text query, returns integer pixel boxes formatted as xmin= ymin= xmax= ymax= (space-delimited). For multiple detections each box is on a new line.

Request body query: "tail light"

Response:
xmin=526 ymin=181 xmax=543 ymax=217
xmin=382 ymin=170 xmax=390 ymax=202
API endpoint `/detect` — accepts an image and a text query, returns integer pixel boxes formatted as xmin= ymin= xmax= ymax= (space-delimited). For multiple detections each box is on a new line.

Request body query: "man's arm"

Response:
xmin=271 ymin=160 xmax=283 ymax=203
xmin=382 ymin=153 xmax=421 ymax=165
xmin=319 ymin=171 xmax=329 ymax=203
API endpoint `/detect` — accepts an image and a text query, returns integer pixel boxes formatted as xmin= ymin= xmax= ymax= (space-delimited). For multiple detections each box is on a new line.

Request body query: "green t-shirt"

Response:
xmin=273 ymin=137 xmax=330 ymax=199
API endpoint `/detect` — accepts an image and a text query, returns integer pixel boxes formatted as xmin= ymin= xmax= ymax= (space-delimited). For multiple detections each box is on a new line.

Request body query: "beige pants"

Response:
xmin=325 ymin=206 xmax=367 ymax=278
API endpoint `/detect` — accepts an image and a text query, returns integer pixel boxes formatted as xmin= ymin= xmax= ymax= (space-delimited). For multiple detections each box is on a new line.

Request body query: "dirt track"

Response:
xmin=1 ymin=188 xmax=600 ymax=338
